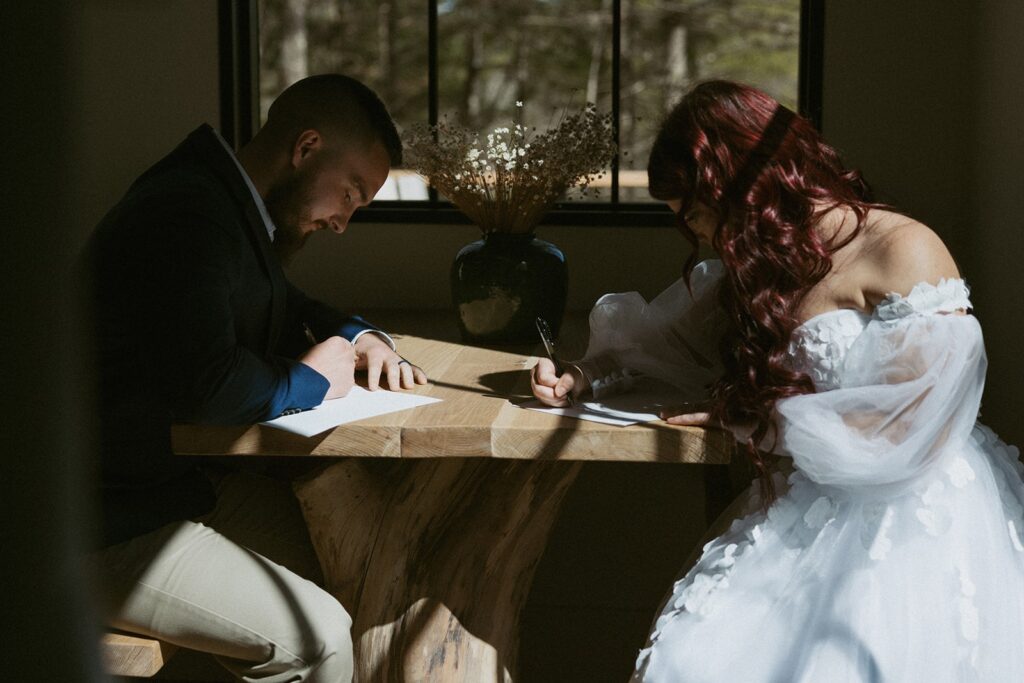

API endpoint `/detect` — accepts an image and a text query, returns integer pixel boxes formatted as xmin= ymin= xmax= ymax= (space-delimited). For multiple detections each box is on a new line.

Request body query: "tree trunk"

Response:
xmin=280 ymin=0 xmax=308 ymax=87
xmin=461 ymin=14 xmax=482 ymax=124
xmin=377 ymin=2 xmax=394 ymax=83
xmin=585 ymin=1 xmax=611 ymax=104
xmin=667 ymin=23 xmax=689 ymax=90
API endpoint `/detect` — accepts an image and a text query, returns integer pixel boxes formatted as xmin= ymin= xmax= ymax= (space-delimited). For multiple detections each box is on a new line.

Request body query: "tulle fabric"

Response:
xmin=778 ymin=282 xmax=986 ymax=490
xmin=585 ymin=264 xmax=1024 ymax=682
xmin=579 ymin=259 xmax=726 ymax=399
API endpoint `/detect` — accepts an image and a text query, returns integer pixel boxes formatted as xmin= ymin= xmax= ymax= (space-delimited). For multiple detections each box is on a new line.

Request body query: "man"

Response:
xmin=88 ymin=74 xmax=425 ymax=682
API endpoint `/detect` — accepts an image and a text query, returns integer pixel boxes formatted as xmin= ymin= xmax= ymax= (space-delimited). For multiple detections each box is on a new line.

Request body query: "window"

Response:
xmin=220 ymin=0 xmax=823 ymax=226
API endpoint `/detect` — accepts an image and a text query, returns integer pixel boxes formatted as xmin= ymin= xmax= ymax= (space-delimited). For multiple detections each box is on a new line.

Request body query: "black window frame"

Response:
xmin=219 ymin=0 xmax=824 ymax=227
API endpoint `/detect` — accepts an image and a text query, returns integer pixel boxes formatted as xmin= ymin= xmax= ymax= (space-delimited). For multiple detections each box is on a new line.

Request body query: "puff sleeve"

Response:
xmin=775 ymin=281 xmax=984 ymax=490
xmin=576 ymin=259 xmax=727 ymax=399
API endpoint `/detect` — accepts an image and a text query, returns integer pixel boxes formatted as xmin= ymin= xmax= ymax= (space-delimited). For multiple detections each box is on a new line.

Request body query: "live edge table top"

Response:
xmin=172 ymin=312 xmax=733 ymax=465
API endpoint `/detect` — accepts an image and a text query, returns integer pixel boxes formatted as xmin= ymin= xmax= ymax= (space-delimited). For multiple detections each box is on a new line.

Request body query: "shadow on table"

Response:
xmin=427 ymin=369 xmax=533 ymax=401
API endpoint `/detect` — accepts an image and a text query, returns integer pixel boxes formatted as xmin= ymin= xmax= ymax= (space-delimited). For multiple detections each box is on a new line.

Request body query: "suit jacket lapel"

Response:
xmin=185 ymin=125 xmax=288 ymax=355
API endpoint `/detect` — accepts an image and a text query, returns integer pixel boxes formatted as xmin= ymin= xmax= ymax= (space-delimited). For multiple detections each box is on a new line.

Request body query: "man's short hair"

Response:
xmin=266 ymin=74 xmax=402 ymax=166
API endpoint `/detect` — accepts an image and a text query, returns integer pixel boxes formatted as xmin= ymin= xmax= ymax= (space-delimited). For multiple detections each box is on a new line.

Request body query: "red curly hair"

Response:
xmin=648 ymin=80 xmax=883 ymax=500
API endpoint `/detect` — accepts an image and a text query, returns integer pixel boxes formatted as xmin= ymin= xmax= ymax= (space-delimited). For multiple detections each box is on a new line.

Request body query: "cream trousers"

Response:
xmin=91 ymin=471 xmax=353 ymax=682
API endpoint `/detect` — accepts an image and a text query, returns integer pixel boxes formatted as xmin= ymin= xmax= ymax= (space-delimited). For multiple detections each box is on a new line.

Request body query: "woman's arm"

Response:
xmin=531 ymin=260 xmax=727 ymax=408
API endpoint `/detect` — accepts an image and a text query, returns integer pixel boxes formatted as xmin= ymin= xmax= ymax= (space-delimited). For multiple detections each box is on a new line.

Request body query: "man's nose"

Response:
xmin=328 ymin=215 xmax=349 ymax=234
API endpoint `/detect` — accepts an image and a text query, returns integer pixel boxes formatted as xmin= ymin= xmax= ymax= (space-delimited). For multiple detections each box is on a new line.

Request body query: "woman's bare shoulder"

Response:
xmin=859 ymin=211 xmax=961 ymax=303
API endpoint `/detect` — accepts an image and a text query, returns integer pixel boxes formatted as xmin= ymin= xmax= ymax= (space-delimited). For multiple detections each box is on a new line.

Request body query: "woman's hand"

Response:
xmin=660 ymin=402 xmax=757 ymax=444
xmin=659 ymin=401 xmax=714 ymax=426
xmin=531 ymin=358 xmax=587 ymax=407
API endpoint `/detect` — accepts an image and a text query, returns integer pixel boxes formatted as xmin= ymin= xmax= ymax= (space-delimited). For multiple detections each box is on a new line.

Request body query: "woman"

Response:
xmin=532 ymin=80 xmax=1024 ymax=681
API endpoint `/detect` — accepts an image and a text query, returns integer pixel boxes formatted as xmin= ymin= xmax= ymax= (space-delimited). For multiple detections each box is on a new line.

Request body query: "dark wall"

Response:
xmin=1 ymin=2 xmax=108 ymax=680
xmin=823 ymin=0 xmax=1024 ymax=448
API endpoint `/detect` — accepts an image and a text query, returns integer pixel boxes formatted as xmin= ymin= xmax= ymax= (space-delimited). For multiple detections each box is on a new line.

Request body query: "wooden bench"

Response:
xmin=101 ymin=632 xmax=177 ymax=678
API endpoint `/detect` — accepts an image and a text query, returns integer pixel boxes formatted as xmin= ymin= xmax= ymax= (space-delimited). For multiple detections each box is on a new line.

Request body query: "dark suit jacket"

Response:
xmin=88 ymin=124 xmax=380 ymax=546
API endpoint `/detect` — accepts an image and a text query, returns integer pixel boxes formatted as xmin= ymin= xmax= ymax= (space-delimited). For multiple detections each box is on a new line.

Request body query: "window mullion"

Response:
xmin=798 ymin=0 xmax=825 ymax=131
xmin=611 ymin=0 xmax=621 ymax=205
xmin=218 ymin=0 xmax=258 ymax=149
xmin=427 ymin=0 xmax=439 ymax=204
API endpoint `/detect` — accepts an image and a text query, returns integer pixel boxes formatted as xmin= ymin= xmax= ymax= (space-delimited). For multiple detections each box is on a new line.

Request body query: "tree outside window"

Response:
xmin=256 ymin=0 xmax=801 ymax=206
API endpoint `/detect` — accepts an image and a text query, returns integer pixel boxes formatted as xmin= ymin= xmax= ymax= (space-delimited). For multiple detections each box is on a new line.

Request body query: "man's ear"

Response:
xmin=291 ymin=129 xmax=322 ymax=169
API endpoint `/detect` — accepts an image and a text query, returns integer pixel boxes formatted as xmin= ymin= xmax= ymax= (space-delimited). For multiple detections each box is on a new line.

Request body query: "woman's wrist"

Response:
xmin=566 ymin=361 xmax=593 ymax=400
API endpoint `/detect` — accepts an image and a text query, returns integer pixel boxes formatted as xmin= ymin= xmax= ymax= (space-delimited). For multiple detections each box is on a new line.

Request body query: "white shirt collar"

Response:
xmin=212 ymin=129 xmax=277 ymax=242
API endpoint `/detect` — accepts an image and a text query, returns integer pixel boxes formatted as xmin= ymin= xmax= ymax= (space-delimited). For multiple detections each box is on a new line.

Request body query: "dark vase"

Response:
xmin=451 ymin=232 xmax=568 ymax=345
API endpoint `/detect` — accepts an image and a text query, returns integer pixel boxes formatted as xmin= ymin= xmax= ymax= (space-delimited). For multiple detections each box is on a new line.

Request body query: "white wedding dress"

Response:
xmin=578 ymin=261 xmax=1024 ymax=683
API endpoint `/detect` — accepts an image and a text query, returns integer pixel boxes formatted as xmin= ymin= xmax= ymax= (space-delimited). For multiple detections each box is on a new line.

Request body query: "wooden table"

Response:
xmin=173 ymin=321 xmax=733 ymax=683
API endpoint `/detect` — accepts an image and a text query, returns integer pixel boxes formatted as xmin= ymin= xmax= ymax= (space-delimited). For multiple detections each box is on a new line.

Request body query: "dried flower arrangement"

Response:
xmin=404 ymin=102 xmax=617 ymax=234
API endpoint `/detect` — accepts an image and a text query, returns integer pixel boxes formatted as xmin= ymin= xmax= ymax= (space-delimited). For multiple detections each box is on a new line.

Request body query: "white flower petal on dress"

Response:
xmin=880 ymin=298 xmax=916 ymax=319
xmin=634 ymin=647 xmax=651 ymax=671
xmin=958 ymin=597 xmax=980 ymax=642
xmin=711 ymin=543 xmax=739 ymax=569
xmin=958 ymin=567 xmax=977 ymax=598
xmin=672 ymin=569 xmax=734 ymax=617
xmin=675 ymin=575 xmax=706 ymax=612
xmin=767 ymin=497 xmax=801 ymax=530
xmin=945 ymin=456 xmax=976 ymax=488
xmin=653 ymin=611 xmax=674 ymax=637
xmin=915 ymin=505 xmax=952 ymax=537
xmin=803 ymin=496 xmax=836 ymax=529
xmin=915 ymin=475 xmax=951 ymax=536
xmin=875 ymin=279 xmax=972 ymax=321
xmin=919 ymin=479 xmax=946 ymax=505
xmin=788 ymin=309 xmax=870 ymax=391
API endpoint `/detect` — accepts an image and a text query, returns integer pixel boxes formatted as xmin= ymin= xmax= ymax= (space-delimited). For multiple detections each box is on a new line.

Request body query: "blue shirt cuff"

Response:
xmin=264 ymin=360 xmax=329 ymax=420
xmin=335 ymin=315 xmax=394 ymax=348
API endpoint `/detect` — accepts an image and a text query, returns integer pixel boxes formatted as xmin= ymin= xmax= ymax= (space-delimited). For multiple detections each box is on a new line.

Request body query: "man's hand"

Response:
xmin=531 ymin=357 xmax=586 ymax=407
xmin=354 ymin=333 xmax=428 ymax=390
xmin=299 ymin=336 xmax=356 ymax=399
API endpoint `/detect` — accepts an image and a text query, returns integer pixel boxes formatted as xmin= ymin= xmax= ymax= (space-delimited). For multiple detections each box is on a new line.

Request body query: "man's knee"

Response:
xmin=292 ymin=596 xmax=354 ymax=682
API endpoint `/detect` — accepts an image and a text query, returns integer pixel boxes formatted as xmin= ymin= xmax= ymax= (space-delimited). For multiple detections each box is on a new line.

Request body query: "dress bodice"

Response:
xmin=787 ymin=279 xmax=973 ymax=392
xmin=788 ymin=309 xmax=871 ymax=391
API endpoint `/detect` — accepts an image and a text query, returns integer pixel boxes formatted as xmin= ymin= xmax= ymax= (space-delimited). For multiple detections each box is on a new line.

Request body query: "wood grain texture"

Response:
xmin=101 ymin=632 xmax=176 ymax=678
xmin=173 ymin=335 xmax=733 ymax=465
xmin=294 ymin=457 xmax=581 ymax=683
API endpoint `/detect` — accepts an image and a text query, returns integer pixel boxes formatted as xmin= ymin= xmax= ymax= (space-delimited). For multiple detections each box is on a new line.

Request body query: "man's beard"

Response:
xmin=264 ymin=167 xmax=318 ymax=264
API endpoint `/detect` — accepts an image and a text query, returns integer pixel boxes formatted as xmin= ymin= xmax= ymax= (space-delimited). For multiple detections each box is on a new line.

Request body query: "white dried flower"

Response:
xmin=403 ymin=101 xmax=616 ymax=234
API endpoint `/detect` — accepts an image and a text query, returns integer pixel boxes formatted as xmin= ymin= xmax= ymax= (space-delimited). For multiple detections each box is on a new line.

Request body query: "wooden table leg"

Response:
xmin=294 ymin=458 xmax=582 ymax=683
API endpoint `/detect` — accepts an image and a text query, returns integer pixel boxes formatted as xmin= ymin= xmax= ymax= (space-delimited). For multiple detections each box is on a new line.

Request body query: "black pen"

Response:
xmin=535 ymin=317 xmax=575 ymax=407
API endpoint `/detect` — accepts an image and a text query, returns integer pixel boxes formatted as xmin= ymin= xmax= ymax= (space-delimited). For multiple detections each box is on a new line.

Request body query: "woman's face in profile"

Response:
xmin=667 ymin=199 xmax=717 ymax=246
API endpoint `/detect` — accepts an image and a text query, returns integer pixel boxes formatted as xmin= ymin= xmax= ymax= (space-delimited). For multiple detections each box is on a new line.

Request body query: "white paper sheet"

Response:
xmin=520 ymin=387 xmax=681 ymax=426
xmin=261 ymin=386 xmax=442 ymax=437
